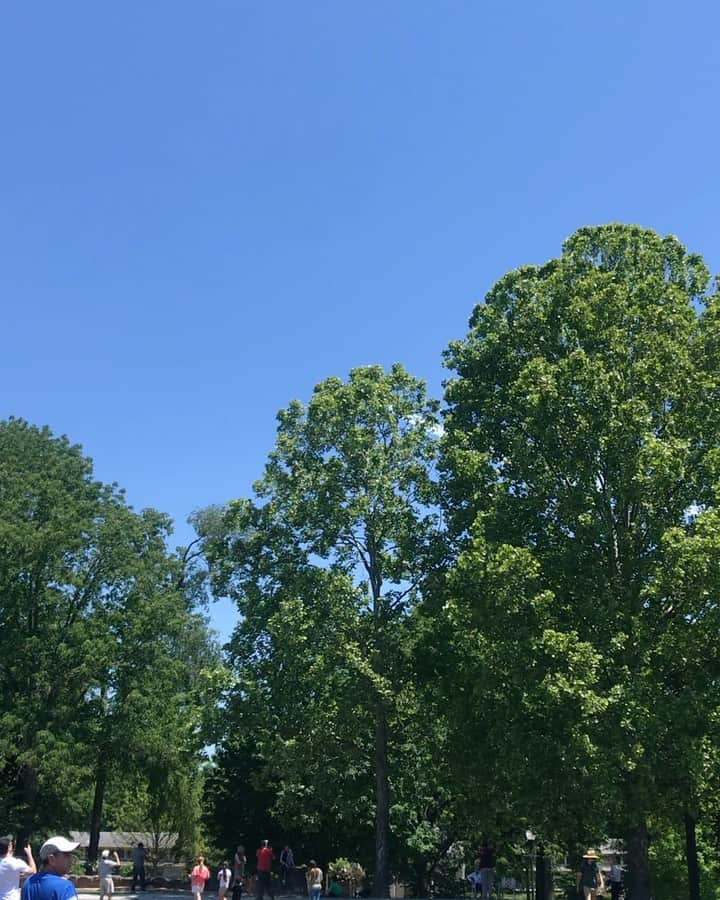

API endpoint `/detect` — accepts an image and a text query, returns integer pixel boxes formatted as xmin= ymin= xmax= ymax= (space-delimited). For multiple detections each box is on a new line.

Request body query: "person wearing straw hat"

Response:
xmin=576 ymin=850 xmax=604 ymax=899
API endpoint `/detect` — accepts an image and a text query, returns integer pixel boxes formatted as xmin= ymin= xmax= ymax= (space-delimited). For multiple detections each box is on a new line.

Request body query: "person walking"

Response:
xmin=255 ymin=842 xmax=274 ymax=900
xmin=233 ymin=848 xmax=246 ymax=888
xmin=0 ymin=836 xmax=36 ymax=900
xmin=477 ymin=842 xmax=496 ymax=900
xmin=608 ymin=863 xmax=623 ymax=899
xmin=20 ymin=837 xmax=79 ymax=900
xmin=98 ymin=851 xmax=120 ymax=900
xmin=466 ymin=863 xmax=482 ymax=898
xmin=576 ymin=850 xmax=604 ymax=900
xmin=190 ymin=857 xmax=211 ymax=900
xmin=130 ymin=843 xmax=146 ymax=893
xmin=279 ymin=848 xmax=294 ymax=887
xmin=306 ymin=862 xmax=322 ymax=900
xmin=217 ymin=862 xmax=232 ymax=900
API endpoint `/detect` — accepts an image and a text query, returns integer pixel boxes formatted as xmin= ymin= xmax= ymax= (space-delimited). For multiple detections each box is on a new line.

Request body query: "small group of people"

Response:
xmin=96 ymin=841 xmax=147 ymax=900
xmin=245 ymin=840 xmax=321 ymax=900
xmin=2 ymin=834 xmax=76 ymax=900
xmin=208 ymin=840 xmax=297 ymax=900
xmin=187 ymin=846 xmax=250 ymax=900
xmin=1 ymin=834 xmax=148 ymax=900
xmin=99 ymin=841 xmax=146 ymax=900
xmin=466 ymin=841 xmax=496 ymax=900
xmin=150 ymin=840 xmax=297 ymax=900
xmin=2 ymin=833 xmax=323 ymax=900
xmin=250 ymin=840 xmax=306 ymax=900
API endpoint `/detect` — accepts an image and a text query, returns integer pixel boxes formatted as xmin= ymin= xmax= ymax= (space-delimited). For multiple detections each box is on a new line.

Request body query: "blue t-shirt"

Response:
xmin=21 ymin=872 xmax=77 ymax=900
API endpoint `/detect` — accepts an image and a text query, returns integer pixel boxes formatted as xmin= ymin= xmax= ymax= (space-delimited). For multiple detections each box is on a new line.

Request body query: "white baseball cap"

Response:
xmin=40 ymin=837 xmax=80 ymax=859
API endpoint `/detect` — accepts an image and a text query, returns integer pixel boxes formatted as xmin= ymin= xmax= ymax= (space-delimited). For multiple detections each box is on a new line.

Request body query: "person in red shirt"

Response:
xmin=189 ymin=856 xmax=211 ymax=900
xmin=255 ymin=842 xmax=274 ymax=900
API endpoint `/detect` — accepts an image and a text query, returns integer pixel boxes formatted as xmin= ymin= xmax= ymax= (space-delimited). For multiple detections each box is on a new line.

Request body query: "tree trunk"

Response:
xmin=413 ymin=859 xmax=427 ymax=898
xmin=373 ymin=701 xmax=390 ymax=897
xmin=625 ymin=821 xmax=651 ymax=900
xmin=86 ymin=752 xmax=108 ymax=873
xmin=15 ymin=762 xmax=39 ymax=837
xmin=534 ymin=844 xmax=552 ymax=900
xmin=684 ymin=811 xmax=700 ymax=900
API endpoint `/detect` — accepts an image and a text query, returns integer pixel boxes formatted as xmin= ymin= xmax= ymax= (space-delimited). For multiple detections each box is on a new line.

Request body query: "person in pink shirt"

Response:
xmin=189 ymin=857 xmax=211 ymax=900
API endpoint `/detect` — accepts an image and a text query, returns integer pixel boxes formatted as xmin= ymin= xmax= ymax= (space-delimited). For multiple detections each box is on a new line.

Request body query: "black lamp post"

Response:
xmin=535 ymin=842 xmax=546 ymax=900
xmin=525 ymin=832 xmax=535 ymax=900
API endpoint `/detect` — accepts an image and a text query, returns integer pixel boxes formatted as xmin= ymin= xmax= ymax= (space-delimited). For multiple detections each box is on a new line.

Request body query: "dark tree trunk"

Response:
xmin=684 ymin=811 xmax=700 ymax=900
xmin=372 ymin=702 xmax=390 ymax=897
xmin=15 ymin=762 xmax=39 ymax=837
xmin=413 ymin=859 xmax=427 ymax=898
xmin=534 ymin=844 xmax=552 ymax=900
xmin=625 ymin=821 xmax=651 ymax=900
xmin=86 ymin=752 xmax=108 ymax=873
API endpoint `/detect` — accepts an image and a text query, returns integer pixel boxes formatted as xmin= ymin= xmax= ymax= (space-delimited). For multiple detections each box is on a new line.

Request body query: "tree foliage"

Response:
xmin=437 ymin=224 xmax=720 ymax=897
xmin=0 ymin=418 xmax=221 ymax=849
xmin=200 ymin=364 xmax=446 ymax=892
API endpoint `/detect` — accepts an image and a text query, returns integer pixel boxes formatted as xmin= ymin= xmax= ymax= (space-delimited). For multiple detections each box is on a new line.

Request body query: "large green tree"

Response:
xmin=84 ymin=529 xmax=223 ymax=867
xmin=0 ymin=419 xmax=133 ymax=832
xmin=439 ymin=225 xmax=720 ymax=899
xmin=0 ymin=418 xmax=221 ymax=847
xmin=200 ymin=364 xmax=443 ymax=894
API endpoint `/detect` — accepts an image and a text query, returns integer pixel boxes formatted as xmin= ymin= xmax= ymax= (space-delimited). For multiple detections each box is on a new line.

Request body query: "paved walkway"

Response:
xmin=76 ymin=894 xmax=306 ymax=900
xmin=77 ymin=893 xmax=190 ymax=900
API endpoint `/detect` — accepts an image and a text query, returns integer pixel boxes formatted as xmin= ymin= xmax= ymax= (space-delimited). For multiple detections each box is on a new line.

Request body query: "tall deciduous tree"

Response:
xmin=200 ymin=364 xmax=442 ymax=894
xmin=84 ymin=533 xmax=223 ymax=867
xmin=440 ymin=225 xmax=720 ymax=899
xmin=0 ymin=418 xmax=132 ymax=832
xmin=0 ymin=418 xmax=221 ymax=848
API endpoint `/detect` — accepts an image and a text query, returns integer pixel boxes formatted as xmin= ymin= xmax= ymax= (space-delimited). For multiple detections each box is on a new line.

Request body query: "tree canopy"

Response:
xmin=198 ymin=364 xmax=446 ymax=894
xmin=438 ymin=224 xmax=720 ymax=899
xmin=0 ymin=418 xmax=221 ymax=853
xmin=7 ymin=224 xmax=720 ymax=900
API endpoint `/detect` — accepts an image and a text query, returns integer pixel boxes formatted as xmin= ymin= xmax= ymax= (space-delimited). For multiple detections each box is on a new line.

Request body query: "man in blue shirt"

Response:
xmin=21 ymin=837 xmax=79 ymax=900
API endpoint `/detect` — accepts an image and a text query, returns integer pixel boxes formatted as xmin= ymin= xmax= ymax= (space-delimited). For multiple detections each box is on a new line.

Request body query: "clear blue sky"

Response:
xmin=3 ymin=1 xmax=719 ymax=640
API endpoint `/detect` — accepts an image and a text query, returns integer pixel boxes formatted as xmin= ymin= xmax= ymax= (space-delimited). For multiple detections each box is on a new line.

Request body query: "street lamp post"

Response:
xmin=525 ymin=832 xmax=535 ymax=900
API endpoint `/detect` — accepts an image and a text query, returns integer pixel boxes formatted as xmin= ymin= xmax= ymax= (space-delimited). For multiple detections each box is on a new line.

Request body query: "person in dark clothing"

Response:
xmin=576 ymin=850 xmax=604 ymax=900
xmin=131 ymin=843 xmax=146 ymax=892
xmin=477 ymin=842 xmax=496 ymax=900
xmin=279 ymin=847 xmax=294 ymax=887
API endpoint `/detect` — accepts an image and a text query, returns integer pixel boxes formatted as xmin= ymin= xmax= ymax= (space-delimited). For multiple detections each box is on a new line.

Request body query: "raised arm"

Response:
xmin=23 ymin=846 xmax=37 ymax=876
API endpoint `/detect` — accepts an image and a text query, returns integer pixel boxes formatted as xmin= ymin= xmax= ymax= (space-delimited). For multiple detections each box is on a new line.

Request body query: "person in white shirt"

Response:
xmin=608 ymin=864 xmax=623 ymax=899
xmin=98 ymin=850 xmax=121 ymax=900
xmin=217 ymin=863 xmax=232 ymax=900
xmin=0 ymin=836 xmax=37 ymax=900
